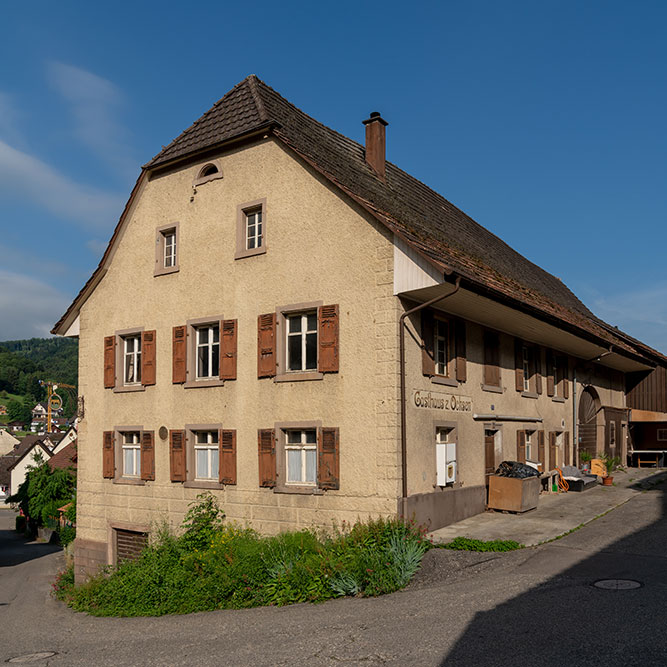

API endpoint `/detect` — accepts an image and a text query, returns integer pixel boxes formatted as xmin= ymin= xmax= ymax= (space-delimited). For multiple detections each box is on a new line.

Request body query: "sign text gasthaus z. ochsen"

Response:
xmin=413 ymin=390 xmax=472 ymax=413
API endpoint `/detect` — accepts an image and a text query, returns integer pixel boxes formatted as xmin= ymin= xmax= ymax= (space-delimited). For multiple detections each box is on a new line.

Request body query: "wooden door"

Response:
xmin=484 ymin=430 xmax=495 ymax=482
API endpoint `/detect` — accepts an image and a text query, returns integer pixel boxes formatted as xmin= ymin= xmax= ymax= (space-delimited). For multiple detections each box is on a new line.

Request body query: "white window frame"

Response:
xmin=245 ymin=208 xmax=263 ymax=251
xmin=522 ymin=346 xmax=531 ymax=392
xmin=434 ymin=319 xmax=450 ymax=377
xmin=286 ymin=311 xmax=318 ymax=373
xmin=122 ymin=432 xmax=141 ymax=478
xmin=154 ymin=223 xmax=179 ymax=277
xmin=195 ymin=324 xmax=220 ymax=380
xmin=163 ymin=230 xmax=176 ymax=268
xmin=193 ymin=430 xmax=219 ymax=481
xmin=525 ymin=430 xmax=534 ymax=461
xmin=285 ymin=429 xmax=317 ymax=486
xmin=123 ymin=334 xmax=142 ymax=386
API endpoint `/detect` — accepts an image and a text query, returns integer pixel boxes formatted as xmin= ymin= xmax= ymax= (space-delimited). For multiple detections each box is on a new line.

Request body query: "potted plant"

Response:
xmin=579 ymin=450 xmax=592 ymax=472
xmin=601 ymin=453 xmax=621 ymax=486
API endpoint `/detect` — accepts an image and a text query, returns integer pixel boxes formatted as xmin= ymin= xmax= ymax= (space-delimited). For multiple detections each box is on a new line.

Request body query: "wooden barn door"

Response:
xmin=578 ymin=388 xmax=599 ymax=461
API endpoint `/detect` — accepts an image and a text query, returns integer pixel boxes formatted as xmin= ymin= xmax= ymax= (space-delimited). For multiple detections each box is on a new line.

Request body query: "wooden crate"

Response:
xmin=488 ymin=475 xmax=539 ymax=512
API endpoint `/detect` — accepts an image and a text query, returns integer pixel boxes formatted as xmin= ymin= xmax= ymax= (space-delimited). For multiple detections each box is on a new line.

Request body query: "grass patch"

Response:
xmin=438 ymin=537 xmax=523 ymax=552
xmin=54 ymin=493 xmax=431 ymax=617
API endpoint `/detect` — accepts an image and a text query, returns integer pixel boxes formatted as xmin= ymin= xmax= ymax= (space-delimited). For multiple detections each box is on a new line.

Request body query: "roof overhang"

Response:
xmin=630 ymin=409 xmax=667 ymax=422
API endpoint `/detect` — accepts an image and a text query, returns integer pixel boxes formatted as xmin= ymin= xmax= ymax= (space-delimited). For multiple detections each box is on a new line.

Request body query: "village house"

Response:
xmin=51 ymin=76 xmax=667 ymax=580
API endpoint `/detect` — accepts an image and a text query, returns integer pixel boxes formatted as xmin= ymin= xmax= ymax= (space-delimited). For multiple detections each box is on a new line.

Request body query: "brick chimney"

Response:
xmin=363 ymin=111 xmax=388 ymax=180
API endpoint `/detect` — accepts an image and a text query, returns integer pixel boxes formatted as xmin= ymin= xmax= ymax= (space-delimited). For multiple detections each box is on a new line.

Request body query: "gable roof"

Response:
xmin=48 ymin=440 xmax=77 ymax=471
xmin=6 ymin=436 xmax=51 ymax=472
xmin=53 ymin=76 xmax=666 ymax=366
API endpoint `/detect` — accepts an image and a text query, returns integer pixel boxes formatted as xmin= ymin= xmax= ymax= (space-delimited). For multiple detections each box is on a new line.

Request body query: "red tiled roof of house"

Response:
xmin=47 ymin=440 xmax=77 ymax=471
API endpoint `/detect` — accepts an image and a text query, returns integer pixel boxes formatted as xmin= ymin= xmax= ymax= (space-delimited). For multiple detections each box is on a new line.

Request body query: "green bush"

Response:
xmin=440 ymin=537 xmax=523 ymax=552
xmin=59 ymin=495 xmax=431 ymax=616
xmin=59 ymin=524 xmax=76 ymax=547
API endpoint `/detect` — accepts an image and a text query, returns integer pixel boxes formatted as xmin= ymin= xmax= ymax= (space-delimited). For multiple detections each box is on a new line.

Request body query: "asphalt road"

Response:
xmin=1 ymin=479 xmax=667 ymax=666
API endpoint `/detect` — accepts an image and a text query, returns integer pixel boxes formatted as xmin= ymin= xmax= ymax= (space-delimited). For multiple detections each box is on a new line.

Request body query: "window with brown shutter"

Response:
xmin=103 ymin=431 xmax=115 ymax=478
xmin=219 ymin=429 xmax=237 ymax=485
xmin=220 ymin=319 xmax=237 ymax=380
xmin=421 ymin=309 xmax=435 ymax=376
xmin=115 ymin=529 xmax=148 ymax=564
xmin=318 ymin=427 xmax=340 ymax=490
xmin=514 ymin=339 xmax=524 ymax=392
xmin=546 ymin=350 xmax=555 ymax=397
xmin=318 ymin=305 xmax=339 ymax=373
xmin=140 ymin=431 xmax=155 ymax=481
xmin=257 ymin=314 xmax=276 ymax=378
xmin=172 ymin=325 xmax=187 ymax=384
xmin=561 ymin=357 xmax=570 ymax=399
xmin=538 ymin=430 xmax=545 ymax=469
xmin=169 ymin=429 xmax=186 ymax=482
xmin=455 ymin=320 xmax=466 ymax=382
xmin=104 ymin=336 xmax=116 ymax=388
xmin=535 ymin=349 xmax=543 ymax=395
xmin=517 ymin=430 xmax=526 ymax=463
xmin=258 ymin=428 xmax=276 ymax=487
xmin=483 ymin=331 xmax=500 ymax=387
xmin=564 ymin=431 xmax=570 ymax=465
xmin=141 ymin=330 xmax=156 ymax=386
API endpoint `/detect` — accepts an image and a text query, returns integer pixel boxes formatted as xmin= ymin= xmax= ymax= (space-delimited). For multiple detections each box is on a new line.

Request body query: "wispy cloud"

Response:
xmin=47 ymin=61 xmax=136 ymax=179
xmin=591 ymin=284 xmax=667 ymax=354
xmin=0 ymin=92 xmax=22 ymax=145
xmin=86 ymin=238 xmax=107 ymax=257
xmin=0 ymin=139 xmax=123 ymax=229
xmin=0 ymin=269 xmax=70 ymax=340
xmin=0 ymin=243 xmax=71 ymax=279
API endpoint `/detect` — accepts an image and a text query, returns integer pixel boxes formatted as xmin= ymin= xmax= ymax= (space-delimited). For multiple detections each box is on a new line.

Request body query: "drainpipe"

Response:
xmin=399 ymin=276 xmax=461 ymax=508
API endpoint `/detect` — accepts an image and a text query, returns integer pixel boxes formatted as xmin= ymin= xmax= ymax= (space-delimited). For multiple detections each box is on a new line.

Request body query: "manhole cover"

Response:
xmin=593 ymin=579 xmax=642 ymax=590
xmin=7 ymin=653 xmax=57 ymax=663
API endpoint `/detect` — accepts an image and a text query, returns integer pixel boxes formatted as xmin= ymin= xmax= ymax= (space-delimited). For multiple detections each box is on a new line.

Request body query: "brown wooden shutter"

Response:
xmin=140 ymin=431 xmax=155 ymax=481
xmin=257 ymin=314 xmax=276 ymax=378
xmin=455 ymin=320 xmax=467 ymax=382
xmin=549 ymin=432 xmax=557 ymax=470
xmin=318 ymin=427 xmax=340 ymax=490
xmin=562 ymin=358 xmax=570 ymax=399
xmin=538 ymin=430 xmax=545 ymax=469
xmin=169 ymin=429 xmax=186 ymax=482
xmin=318 ymin=304 xmax=339 ymax=373
xmin=104 ymin=336 xmax=116 ymax=388
xmin=514 ymin=339 xmax=524 ymax=392
xmin=142 ymin=330 xmax=156 ymax=386
xmin=220 ymin=319 xmax=237 ymax=380
xmin=546 ymin=350 xmax=555 ymax=397
xmin=115 ymin=529 xmax=148 ymax=563
xmin=258 ymin=428 xmax=276 ymax=487
xmin=483 ymin=331 xmax=500 ymax=386
xmin=564 ymin=431 xmax=571 ymax=466
xmin=172 ymin=326 xmax=187 ymax=384
xmin=535 ymin=349 xmax=543 ymax=395
xmin=422 ymin=309 xmax=435 ymax=376
xmin=219 ymin=429 xmax=237 ymax=485
xmin=103 ymin=430 xmax=115 ymax=478
xmin=517 ymin=430 xmax=526 ymax=463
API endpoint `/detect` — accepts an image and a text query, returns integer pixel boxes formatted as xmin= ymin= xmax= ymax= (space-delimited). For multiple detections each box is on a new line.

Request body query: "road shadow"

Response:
xmin=0 ymin=526 xmax=62 ymax=568
xmin=441 ymin=474 xmax=667 ymax=666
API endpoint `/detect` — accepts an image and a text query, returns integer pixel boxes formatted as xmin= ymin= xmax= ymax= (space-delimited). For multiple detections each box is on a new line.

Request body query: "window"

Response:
xmin=435 ymin=319 xmax=450 ymax=377
xmin=658 ymin=429 xmax=667 ymax=441
xmin=609 ymin=421 xmax=616 ymax=446
xmin=194 ymin=430 xmax=219 ymax=481
xmin=287 ymin=312 xmax=318 ymax=372
xmin=285 ymin=429 xmax=317 ymax=485
xmin=196 ymin=324 xmax=220 ymax=379
xmin=483 ymin=330 xmax=501 ymax=388
xmin=236 ymin=198 xmax=267 ymax=259
xmin=155 ymin=223 xmax=179 ymax=276
xmin=522 ymin=346 xmax=531 ymax=392
xmin=435 ymin=424 xmax=457 ymax=486
xmin=123 ymin=335 xmax=142 ymax=385
xmin=193 ymin=161 xmax=223 ymax=187
xmin=122 ymin=432 xmax=141 ymax=478
xmin=525 ymin=430 xmax=534 ymax=461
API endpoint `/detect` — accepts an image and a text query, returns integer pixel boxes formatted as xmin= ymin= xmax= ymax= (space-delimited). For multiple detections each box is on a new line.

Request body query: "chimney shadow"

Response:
xmin=440 ymin=473 xmax=667 ymax=665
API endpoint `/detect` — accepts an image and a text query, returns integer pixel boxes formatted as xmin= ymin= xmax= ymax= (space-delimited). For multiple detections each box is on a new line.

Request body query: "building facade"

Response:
xmin=53 ymin=76 xmax=666 ymax=580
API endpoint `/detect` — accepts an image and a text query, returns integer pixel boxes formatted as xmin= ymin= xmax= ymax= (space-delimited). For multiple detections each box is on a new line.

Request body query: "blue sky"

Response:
xmin=1 ymin=1 xmax=666 ymax=351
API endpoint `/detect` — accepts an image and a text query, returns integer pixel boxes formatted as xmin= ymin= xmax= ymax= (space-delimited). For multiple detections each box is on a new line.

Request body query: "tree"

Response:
xmin=7 ymin=398 xmax=31 ymax=423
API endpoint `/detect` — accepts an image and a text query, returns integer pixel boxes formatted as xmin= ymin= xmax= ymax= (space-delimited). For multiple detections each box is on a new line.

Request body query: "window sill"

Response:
xmin=113 ymin=477 xmax=146 ymax=486
xmin=154 ymin=265 xmax=179 ymax=277
xmin=521 ymin=391 xmax=539 ymax=399
xmin=193 ymin=172 xmax=223 ymax=187
xmin=481 ymin=384 xmax=503 ymax=394
xmin=552 ymin=396 xmax=566 ymax=403
xmin=275 ymin=372 xmax=324 ymax=383
xmin=235 ymin=246 xmax=267 ymax=260
xmin=184 ymin=379 xmax=225 ymax=389
xmin=430 ymin=375 xmax=458 ymax=388
xmin=184 ymin=481 xmax=225 ymax=490
xmin=274 ymin=485 xmax=324 ymax=495
xmin=113 ymin=384 xmax=145 ymax=394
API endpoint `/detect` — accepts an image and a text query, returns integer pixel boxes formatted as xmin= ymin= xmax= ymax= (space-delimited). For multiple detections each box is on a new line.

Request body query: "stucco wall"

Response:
xmin=10 ymin=448 xmax=49 ymax=496
xmin=75 ymin=138 xmax=401 ymax=552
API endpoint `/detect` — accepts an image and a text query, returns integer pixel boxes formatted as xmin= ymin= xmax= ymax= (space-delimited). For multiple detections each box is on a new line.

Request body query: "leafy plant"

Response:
xmin=179 ymin=492 xmax=225 ymax=552
xmin=441 ymin=537 xmax=523 ymax=552
xmin=59 ymin=524 xmax=76 ymax=547
xmin=600 ymin=453 xmax=621 ymax=475
xmin=579 ymin=451 xmax=592 ymax=464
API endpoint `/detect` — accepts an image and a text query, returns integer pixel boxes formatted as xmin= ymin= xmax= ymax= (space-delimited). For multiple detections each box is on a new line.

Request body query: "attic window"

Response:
xmin=193 ymin=161 xmax=223 ymax=186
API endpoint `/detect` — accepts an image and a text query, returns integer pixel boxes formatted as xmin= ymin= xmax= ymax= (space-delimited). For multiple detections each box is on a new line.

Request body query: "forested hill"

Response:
xmin=0 ymin=338 xmax=78 ymax=399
